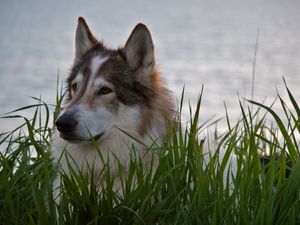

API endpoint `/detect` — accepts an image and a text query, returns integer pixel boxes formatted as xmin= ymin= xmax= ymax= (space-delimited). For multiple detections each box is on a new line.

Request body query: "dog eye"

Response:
xmin=71 ymin=83 xmax=77 ymax=91
xmin=97 ymin=87 xmax=113 ymax=95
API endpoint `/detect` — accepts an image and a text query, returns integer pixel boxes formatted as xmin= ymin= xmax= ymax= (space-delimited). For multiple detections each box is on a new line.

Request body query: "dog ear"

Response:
xmin=75 ymin=17 xmax=97 ymax=61
xmin=123 ymin=24 xmax=155 ymax=84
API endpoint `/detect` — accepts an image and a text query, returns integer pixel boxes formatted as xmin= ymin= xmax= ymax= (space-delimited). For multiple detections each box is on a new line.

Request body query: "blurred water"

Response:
xmin=1 ymin=0 xmax=300 ymax=133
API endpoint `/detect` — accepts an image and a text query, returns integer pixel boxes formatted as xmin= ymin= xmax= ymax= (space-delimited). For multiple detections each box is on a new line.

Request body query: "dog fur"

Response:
xmin=51 ymin=17 xmax=175 ymax=199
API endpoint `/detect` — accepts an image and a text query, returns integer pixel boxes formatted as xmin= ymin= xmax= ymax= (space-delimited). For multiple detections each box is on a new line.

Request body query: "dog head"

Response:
xmin=55 ymin=17 xmax=169 ymax=143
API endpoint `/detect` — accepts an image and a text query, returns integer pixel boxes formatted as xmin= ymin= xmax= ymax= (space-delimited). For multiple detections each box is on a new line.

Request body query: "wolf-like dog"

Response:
xmin=51 ymin=17 xmax=175 ymax=199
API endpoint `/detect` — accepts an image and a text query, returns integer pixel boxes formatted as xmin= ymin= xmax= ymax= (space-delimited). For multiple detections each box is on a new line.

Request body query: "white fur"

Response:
xmin=90 ymin=56 xmax=108 ymax=79
xmin=69 ymin=104 xmax=114 ymax=140
xmin=51 ymin=101 xmax=162 ymax=201
xmin=52 ymin=20 xmax=171 ymax=202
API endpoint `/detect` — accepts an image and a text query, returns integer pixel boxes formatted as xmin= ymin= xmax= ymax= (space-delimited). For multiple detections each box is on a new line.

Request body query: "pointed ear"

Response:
xmin=123 ymin=23 xmax=155 ymax=71
xmin=75 ymin=17 xmax=97 ymax=61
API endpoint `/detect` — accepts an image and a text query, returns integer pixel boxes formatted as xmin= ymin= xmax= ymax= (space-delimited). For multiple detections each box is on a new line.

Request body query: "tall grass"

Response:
xmin=0 ymin=83 xmax=299 ymax=225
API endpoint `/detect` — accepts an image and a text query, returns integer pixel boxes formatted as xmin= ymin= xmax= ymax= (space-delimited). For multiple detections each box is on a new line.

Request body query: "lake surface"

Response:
xmin=1 ymin=0 xmax=300 ymax=133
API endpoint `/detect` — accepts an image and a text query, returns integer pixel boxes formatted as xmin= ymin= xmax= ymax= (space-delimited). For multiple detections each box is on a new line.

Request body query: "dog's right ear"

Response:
xmin=75 ymin=17 xmax=97 ymax=61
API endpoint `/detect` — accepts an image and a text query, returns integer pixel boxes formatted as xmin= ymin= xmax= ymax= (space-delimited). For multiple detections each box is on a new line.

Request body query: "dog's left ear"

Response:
xmin=123 ymin=24 xmax=155 ymax=85
xmin=75 ymin=17 xmax=98 ymax=62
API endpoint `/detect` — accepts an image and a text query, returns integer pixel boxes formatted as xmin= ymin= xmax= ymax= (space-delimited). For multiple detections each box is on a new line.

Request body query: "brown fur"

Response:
xmin=63 ymin=17 xmax=176 ymax=140
xmin=52 ymin=18 xmax=176 ymax=202
xmin=66 ymin=47 xmax=174 ymax=137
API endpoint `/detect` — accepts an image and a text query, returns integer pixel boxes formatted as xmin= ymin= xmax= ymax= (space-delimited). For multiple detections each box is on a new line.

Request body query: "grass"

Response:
xmin=0 ymin=84 xmax=299 ymax=225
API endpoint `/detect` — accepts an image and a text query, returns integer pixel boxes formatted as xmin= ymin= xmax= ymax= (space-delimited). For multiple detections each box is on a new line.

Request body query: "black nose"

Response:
xmin=55 ymin=113 xmax=78 ymax=133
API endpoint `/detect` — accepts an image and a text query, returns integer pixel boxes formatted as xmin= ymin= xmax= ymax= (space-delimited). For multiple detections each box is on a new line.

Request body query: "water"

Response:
xmin=1 ymin=0 xmax=300 ymax=133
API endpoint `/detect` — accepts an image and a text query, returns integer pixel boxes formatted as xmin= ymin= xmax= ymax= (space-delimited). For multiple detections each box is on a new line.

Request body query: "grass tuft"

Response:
xmin=0 ymin=83 xmax=299 ymax=224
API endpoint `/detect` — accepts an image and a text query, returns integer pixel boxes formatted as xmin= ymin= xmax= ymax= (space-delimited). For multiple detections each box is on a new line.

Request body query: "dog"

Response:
xmin=51 ymin=17 xmax=175 ymax=200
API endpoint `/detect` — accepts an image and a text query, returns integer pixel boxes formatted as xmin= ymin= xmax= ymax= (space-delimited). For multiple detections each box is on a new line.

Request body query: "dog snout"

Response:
xmin=55 ymin=113 xmax=78 ymax=133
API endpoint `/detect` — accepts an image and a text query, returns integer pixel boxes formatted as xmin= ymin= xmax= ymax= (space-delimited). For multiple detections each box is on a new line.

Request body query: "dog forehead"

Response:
xmin=96 ymin=56 xmax=133 ymax=83
xmin=90 ymin=55 xmax=109 ymax=77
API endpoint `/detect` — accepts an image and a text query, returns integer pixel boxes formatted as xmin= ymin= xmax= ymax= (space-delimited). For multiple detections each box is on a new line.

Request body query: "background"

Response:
xmin=1 ymin=0 xmax=300 ymax=132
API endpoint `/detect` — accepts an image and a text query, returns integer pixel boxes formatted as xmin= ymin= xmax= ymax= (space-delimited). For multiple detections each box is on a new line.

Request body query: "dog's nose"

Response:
xmin=55 ymin=113 xmax=78 ymax=133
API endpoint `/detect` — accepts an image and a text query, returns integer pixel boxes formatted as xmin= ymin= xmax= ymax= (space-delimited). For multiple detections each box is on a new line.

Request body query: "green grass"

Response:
xmin=0 ymin=84 xmax=299 ymax=225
